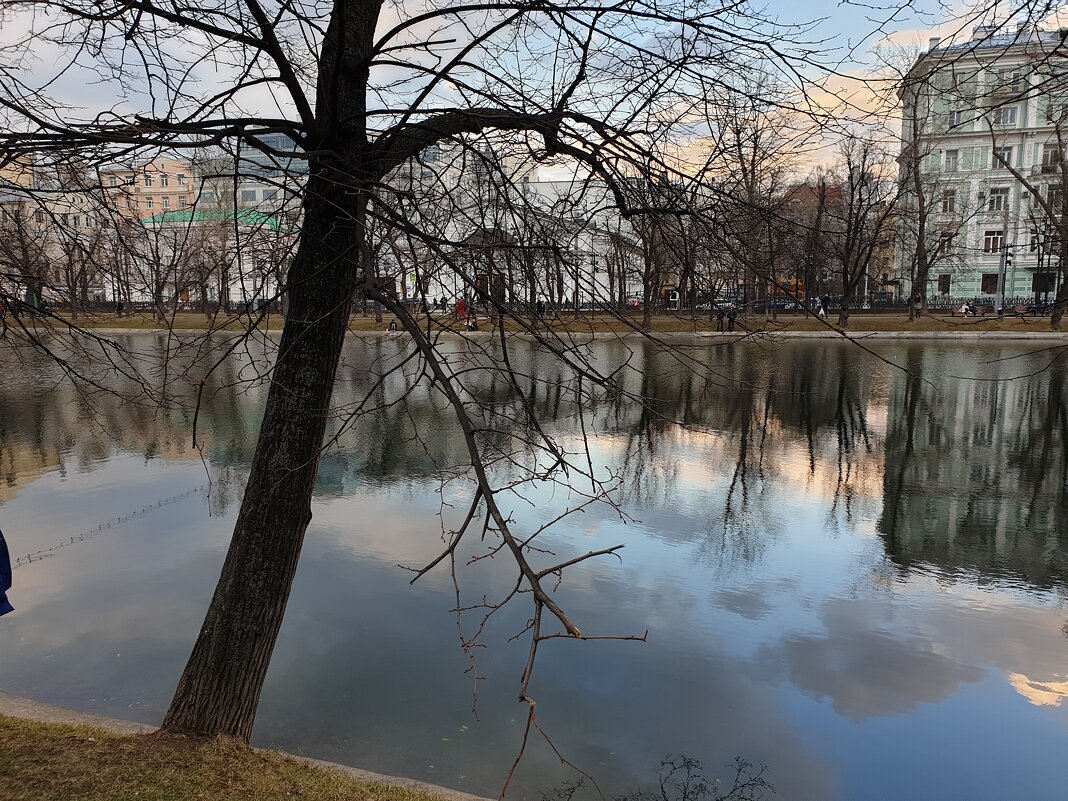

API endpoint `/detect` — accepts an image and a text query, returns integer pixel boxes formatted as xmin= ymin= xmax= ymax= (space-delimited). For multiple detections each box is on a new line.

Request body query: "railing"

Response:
xmin=926 ymin=295 xmax=1042 ymax=310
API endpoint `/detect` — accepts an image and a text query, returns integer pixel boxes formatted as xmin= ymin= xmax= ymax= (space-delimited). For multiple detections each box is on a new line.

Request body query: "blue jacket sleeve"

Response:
xmin=0 ymin=530 xmax=13 ymax=617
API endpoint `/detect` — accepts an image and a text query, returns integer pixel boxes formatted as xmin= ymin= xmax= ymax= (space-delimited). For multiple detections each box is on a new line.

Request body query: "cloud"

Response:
xmin=756 ymin=598 xmax=985 ymax=721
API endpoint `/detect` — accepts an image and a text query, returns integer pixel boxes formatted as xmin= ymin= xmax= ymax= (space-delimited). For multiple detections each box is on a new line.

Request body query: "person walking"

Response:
xmin=456 ymin=298 xmax=466 ymax=320
xmin=715 ymin=308 xmax=724 ymax=332
xmin=726 ymin=306 xmax=737 ymax=332
xmin=1 ymin=529 xmax=13 ymax=618
xmin=536 ymin=298 xmax=546 ymax=319
xmin=817 ymin=297 xmax=827 ymax=320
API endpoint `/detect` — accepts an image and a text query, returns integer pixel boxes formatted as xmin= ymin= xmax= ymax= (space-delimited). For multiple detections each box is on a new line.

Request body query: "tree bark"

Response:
xmin=162 ymin=196 xmax=359 ymax=740
xmin=162 ymin=0 xmax=378 ymax=739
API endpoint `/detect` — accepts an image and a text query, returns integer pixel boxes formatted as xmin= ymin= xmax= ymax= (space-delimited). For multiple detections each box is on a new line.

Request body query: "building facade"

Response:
xmin=101 ymin=157 xmax=195 ymax=221
xmin=896 ymin=25 xmax=1068 ymax=305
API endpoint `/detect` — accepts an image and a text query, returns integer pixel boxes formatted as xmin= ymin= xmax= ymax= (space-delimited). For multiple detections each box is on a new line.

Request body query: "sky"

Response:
xmin=2 ymin=0 xmax=1067 ymax=175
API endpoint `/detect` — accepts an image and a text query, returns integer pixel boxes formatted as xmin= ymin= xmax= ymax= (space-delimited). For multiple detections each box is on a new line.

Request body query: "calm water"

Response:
xmin=1 ymin=334 xmax=1067 ymax=800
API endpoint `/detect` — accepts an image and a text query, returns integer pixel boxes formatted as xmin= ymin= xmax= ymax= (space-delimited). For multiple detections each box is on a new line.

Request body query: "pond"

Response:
xmin=1 ymin=334 xmax=1067 ymax=800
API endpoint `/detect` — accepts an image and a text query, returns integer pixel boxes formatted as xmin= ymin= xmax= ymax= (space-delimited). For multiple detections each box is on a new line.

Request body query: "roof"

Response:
xmin=932 ymin=26 xmax=1068 ymax=55
xmin=140 ymin=208 xmax=282 ymax=232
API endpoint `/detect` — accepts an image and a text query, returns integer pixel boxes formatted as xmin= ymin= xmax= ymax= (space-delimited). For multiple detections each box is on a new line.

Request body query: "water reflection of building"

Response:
xmin=879 ymin=345 xmax=1068 ymax=588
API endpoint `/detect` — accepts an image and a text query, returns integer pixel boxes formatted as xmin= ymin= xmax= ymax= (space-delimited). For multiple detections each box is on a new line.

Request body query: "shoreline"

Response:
xmin=0 ymin=691 xmax=493 ymax=801
xmin=49 ymin=327 xmax=1068 ymax=341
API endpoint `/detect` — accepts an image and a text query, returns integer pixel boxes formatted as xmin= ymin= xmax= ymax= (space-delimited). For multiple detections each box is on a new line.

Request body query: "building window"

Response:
xmin=180 ymin=196 xmax=189 ymax=206
xmin=992 ymin=106 xmax=1018 ymax=126
xmin=1033 ymin=273 xmax=1056 ymax=293
xmin=950 ymin=110 xmax=966 ymax=127
xmin=981 ymin=273 xmax=1000 ymax=294
xmin=1030 ymin=232 xmax=1040 ymax=252
xmin=987 ymin=187 xmax=1009 ymax=211
xmin=162 ymin=197 xmax=169 ymax=210
xmin=944 ymin=150 xmax=959 ymax=172
xmin=160 ymin=174 xmax=168 ymax=187
xmin=992 ymin=146 xmax=1013 ymax=168
xmin=33 ymin=211 xmax=44 ymax=223
xmin=424 ymin=145 xmax=441 ymax=163
xmin=938 ymin=274 xmax=951 ymax=295
xmin=177 ymin=174 xmax=187 ymax=186
xmin=146 ymin=198 xmax=153 ymax=210
xmin=941 ymin=190 xmax=956 ymax=213
xmin=1043 ymin=144 xmax=1062 ymax=166
xmin=983 ymin=229 xmax=1004 ymax=253
xmin=108 ymin=176 xmax=117 ymax=187
xmin=241 ymin=189 xmax=258 ymax=202
xmin=144 ymin=175 xmax=153 ymax=187
xmin=72 ymin=215 xmax=80 ymax=227
xmin=996 ymin=69 xmax=1022 ymax=92
xmin=1049 ymin=185 xmax=1065 ymax=209
xmin=263 ymin=188 xmax=278 ymax=200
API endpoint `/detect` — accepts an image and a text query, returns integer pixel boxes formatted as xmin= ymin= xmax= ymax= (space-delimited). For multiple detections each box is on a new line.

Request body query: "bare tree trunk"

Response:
xmin=642 ymin=270 xmax=652 ymax=330
xmin=1052 ymin=251 xmax=1068 ymax=330
xmin=162 ymin=195 xmax=358 ymax=740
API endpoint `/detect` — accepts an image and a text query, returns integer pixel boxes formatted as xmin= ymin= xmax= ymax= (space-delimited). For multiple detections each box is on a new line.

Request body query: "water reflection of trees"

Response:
xmin=5 ymin=336 xmax=1067 ymax=591
xmin=878 ymin=346 xmax=1068 ymax=589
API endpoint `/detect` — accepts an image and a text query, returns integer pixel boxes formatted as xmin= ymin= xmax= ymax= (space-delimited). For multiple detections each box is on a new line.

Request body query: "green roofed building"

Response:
xmin=140 ymin=208 xmax=284 ymax=232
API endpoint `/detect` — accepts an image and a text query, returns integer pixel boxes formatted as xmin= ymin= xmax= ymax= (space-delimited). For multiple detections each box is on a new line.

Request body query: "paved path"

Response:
xmin=0 ymin=692 xmax=493 ymax=801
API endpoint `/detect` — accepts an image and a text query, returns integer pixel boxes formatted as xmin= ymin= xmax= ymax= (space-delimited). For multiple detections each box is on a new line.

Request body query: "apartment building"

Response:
xmin=101 ymin=156 xmax=195 ymax=221
xmin=896 ymin=25 xmax=1068 ymax=304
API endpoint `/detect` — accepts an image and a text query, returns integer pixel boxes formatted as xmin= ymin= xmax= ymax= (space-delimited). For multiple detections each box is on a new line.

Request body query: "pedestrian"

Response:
xmin=456 ymin=298 xmax=466 ymax=320
xmin=715 ymin=308 xmax=724 ymax=332
xmin=727 ymin=306 xmax=737 ymax=332
xmin=536 ymin=298 xmax=546 ymax=319
xmin=817 ymin=297 xmax=827 ymax=320
xmin=1 ymin=529 xmax=13 ymax=618
xmin=116 ymin=300 xmax=125 ymax=318
xmin=387 ymin=319 xmax=398 ymax=331
xmin=820 ymin=295 xmax=831 ymax=318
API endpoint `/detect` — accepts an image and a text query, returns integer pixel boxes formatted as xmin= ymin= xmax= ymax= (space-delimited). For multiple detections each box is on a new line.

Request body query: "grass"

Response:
xmin=0 ymin=714 xmax=447 ymax=801
xmin=29 ymin=308 xmax=1067 ymax=335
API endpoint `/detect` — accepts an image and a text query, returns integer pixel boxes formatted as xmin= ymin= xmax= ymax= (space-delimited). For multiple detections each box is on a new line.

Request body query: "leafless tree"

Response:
xmin=0 ymin=0 xmax=1051 ymax=791
xmin=826 ymin=136 xmax=899 ymax=327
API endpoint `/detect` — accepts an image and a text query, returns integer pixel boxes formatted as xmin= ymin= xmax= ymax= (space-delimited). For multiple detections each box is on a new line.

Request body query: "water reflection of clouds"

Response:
xmin=6 ymin=338 xmax=1068 ymax=801
xmin=1007 ymin=674 xmax=1068 ymax=707
xmin=757 ymin=598 xmax=985 ymax=721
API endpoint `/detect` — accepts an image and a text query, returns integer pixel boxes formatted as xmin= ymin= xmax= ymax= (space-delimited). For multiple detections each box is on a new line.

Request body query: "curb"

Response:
xmin=0 ymin=692 xmax=493 ymax=801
